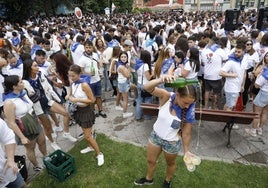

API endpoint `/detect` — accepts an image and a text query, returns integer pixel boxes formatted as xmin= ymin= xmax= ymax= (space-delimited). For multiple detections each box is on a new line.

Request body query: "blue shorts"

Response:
xmin=90 ymin=80 xmax=102 ymax=97
xmin=225 ymin=92 xmax=239 ymax=109
xmin=253 ymin=90 xmax=268 ymax=107
xmin=149 ymin=131 xmax=182 ymax=154
xmin=118 ymin=80 xmax=130 ymax=93
xmin=6 ymin=172 xmax=24 ymax=188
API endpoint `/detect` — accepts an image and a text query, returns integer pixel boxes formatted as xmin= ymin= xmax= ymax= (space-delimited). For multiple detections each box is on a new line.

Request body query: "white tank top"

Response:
xmin=6 ymin=96 xmax=33 ymax=118
xmin=153 ymin=98 xmax=181 ymax=141
xmin=72 ymin=83 xmax=88 ymax=106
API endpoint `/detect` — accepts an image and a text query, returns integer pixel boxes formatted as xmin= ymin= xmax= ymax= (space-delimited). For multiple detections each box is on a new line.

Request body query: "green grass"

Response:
xmin=28 ymin=134 xmax=268 ymax=188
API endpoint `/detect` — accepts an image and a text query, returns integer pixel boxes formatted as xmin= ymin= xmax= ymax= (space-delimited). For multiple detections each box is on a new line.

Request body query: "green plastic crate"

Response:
xmin=43 ymin=150 xmax=75 ymax=181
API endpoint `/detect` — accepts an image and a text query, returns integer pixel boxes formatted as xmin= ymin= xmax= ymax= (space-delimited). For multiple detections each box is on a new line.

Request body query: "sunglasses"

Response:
xmin=246 ymin=43 xmax=253 ymax=46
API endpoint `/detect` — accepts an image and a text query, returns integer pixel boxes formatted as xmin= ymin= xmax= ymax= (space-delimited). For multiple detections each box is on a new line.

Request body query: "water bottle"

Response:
xmin=90 ymin=62 xmax=95 ymax=76
xmin=164 ymin=78 xmax=198 ymax=88
xmin=44 ymin=156 xmax=52 ymax=162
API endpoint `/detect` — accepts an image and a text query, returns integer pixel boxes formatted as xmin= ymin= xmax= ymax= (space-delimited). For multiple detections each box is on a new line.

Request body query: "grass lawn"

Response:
xmin=28 ymin=134 xmax=268 ymax=188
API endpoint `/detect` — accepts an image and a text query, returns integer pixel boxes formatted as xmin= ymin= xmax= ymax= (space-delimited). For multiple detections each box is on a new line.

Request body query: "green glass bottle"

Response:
xmin=164 ymin=78 xmax=198 ymax=88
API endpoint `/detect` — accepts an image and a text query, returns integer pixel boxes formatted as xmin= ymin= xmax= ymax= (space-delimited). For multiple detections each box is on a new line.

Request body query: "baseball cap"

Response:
xmin=124 ymin=39 xmax=133 ymax=46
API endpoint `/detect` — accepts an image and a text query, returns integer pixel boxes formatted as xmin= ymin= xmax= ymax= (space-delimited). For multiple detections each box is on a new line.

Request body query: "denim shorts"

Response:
xmin=149 ymin=131 xmax=182 ymax=154
xmin=118 ymin=80 xmax=130 ymax=93
xmin=253 ymin=90 xmax=268 ymax=107
xmin=6 ymin=172 xmax=24 ymax=188
xmin=225 ymin=92 xmax=239 ymax=109
xmin=90 ymin=80 xmax=102 ymax=97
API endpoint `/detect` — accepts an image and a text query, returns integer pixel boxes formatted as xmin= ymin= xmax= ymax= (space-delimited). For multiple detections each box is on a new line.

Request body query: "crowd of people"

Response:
xmin=0 ymin=8 xmax=267 ymax=187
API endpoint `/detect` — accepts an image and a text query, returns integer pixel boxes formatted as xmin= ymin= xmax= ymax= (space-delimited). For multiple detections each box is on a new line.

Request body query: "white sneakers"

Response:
xmin=63 ymin=132 xmax=77 ymax=142
xmin=54 ymin=125 xmax=63 ymax=132
xmin=232 ymin=124 xmax=239 ymax=129
xmin=96 ymin=153 xmax=104 ymax=166
xmin=51 ymin=142 xmax=61 ymax=151
xmin=115 ymin=106 xmax=123 ymax=111
xmin=80 ymin=147 xmax=94 ymax=154
xmin=123 ymin=112 xmax=133 ymax=118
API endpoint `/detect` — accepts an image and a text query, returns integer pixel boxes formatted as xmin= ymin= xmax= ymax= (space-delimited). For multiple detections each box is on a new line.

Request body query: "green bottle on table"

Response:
xmin=164 ymin=78 xmax=198 ymax=88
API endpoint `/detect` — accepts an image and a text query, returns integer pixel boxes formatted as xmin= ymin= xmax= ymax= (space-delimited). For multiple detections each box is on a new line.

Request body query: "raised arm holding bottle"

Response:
xmin=135 ymin=74 xmax=200 ymax=188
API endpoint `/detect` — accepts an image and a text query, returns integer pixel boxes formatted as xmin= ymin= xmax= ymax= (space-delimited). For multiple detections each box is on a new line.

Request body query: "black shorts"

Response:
xmin=204 ymin=79 xmax=222 ymax=95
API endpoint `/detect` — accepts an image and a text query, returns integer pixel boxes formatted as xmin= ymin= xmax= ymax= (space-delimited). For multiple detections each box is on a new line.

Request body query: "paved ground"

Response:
xmin=15 ymin=90 xmax=268 ymax=184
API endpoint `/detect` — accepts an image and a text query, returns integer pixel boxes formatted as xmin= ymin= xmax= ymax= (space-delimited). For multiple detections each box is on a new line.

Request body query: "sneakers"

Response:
xmin=123 ymin=112 xmax=133 ymax=118
xmin=63 ymin=132 xmax=77 ymax=142
xmin=80 ymin=147 xmax=94 ymax=154
xmin=115 ymin=106 xmax=123 ymax=111
xmin=98 ymin=111 xmax=107 ymax=118
xmin=51 ymin=142 xmax=61 ymax=151
xmin=54 ymin=125 xmax=63 ymax=132
xmin=96 ymin=153 xmax=104 ymax=166
xmin=257 ymin=127 xmax=263 ymax=136
xmin=162 ymin=180 xmax=171 ymax=188
xmin=33 ymin=165 xmax=43 ymax=172
xmin=78 ymin=133 xmax=84 ymax=139
xmin=51 ymin=132 xmax=57 ymax=139
xmin=134 ymin=177 xmax=154 ymax=186
xmin=69 ymin=119 xmax=76 ymax=126
xmin=232 ymin=124 xmax=239 ymax=130
xmin=245 ymin=128 xmax=257 ymax=137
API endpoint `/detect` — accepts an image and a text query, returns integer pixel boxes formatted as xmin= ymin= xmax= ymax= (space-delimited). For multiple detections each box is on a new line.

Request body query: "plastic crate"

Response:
xmin=43 ymin=150 xmax=75 ymax=181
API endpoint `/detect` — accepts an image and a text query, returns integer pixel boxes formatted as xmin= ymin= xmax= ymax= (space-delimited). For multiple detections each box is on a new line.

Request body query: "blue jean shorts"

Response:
xmin=90 ymin=80 xmax=102 ymax=97
xmin=6 ymin=172 xmax=24 ymax=188
xmin=225 ymin=92 xmax=239 ymax=109
xmin=149 ymin=131 xmax=181 ymax=154
xmin=253 ymin=90 xmax=268 ymax=107
xmin=118 ymin=80 xmax=130 ymax=93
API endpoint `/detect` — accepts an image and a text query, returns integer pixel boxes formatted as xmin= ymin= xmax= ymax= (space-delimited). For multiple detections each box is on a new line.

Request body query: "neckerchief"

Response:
xmin=170 ymin=93 xmax=183 ymax=119
xmin=30 ymin=44 xmax=41 ymax=56
xmin=145 ymin=38 xmax=154 ymax=48
xmin=28 ymin=72 xmax=41 ymax=89
xmin=262 ymin=67 xmax=268 ymax=80
xmin=208 ymin=44 xmax=219 ymax=52
xmin=83 ymin=51 xmax=93 ymax=59
xmin=116 ymin=60 xmax=127 ymax=69
xmin=228 ymin=52 xmax=243 ymax=63
xmin=11 ymin=37 xmax=20 ymax=46
xmin=10 ymin=58 xmax=23 ymax=69
xmin=2 ymin=90 xmax=28 ymax=103
xmin=107 ymin=39 xmax=120 ymax=48
xmin=73 ymin=79 xmax=83 ymax=85
xmin=135 ymin=59 xmax=144 ymax=71
xmin=71 ymin=42 xmax=79 ymax=52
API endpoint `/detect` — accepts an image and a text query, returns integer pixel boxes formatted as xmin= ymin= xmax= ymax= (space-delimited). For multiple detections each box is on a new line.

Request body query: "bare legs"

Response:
xmin=24 ymin=132 xmax=47 ymax=167
xmin=145 ymin=142 xmax=177 ymax=182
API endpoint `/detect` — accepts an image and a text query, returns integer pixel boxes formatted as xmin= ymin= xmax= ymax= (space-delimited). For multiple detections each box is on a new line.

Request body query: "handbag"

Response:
xmin=66 ymin=84 xmax=79 ymax=116
xmin=29 ymin=88 xmax=41 ymax=103
xmin=140 ymin=64 xmax=152 ymax=98
xmin=235 ymin=93 xmax=243 ymax=111
xmin=109 ymin=73 xmax=118 ymax=80
xmin=66 ymin=100 xmax=78 ymax=116
xmin=15 ymin=155 xmax=28 ymax=181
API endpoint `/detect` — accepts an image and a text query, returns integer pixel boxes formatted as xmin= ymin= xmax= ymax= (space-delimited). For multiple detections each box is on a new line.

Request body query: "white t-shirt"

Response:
xmin=77 ymin=53 xmax=100 ymax=84
xmin=255 ymin=75 xmax=268 ymax=92
xmin=183 ymin=60 xmax=198 ymax=79
xmin=137 ymin=64 xmax=150 ymax=85
xmin=220 ymin=58 xmax=247 ymax=93
xmin=70 ymin=44 xmax=84 ymax=65
xmin=202 ymin=48 xmax=228 ymax=80
xmin=243 ymin=52 xmax=260 ymax=70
